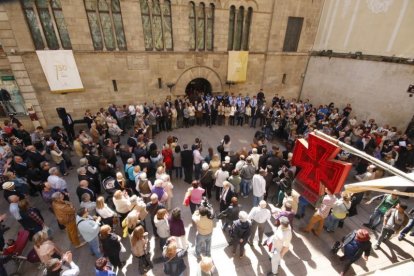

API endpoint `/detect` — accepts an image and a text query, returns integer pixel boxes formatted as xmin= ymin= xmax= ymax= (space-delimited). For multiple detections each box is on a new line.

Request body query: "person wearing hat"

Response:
xmin=45 ymin=251 xmax=79 ymax=276
xmin=2 ymin=181 xmax=25 ymax=203
xmin=248 ymin=200 xmax=271 ymax=246
xmin=230 ymin=211 xmax=251 ymax=258
xmin=363 ymin=191 xmax=400 ymax=230
xmin=269 ymin=216 xmax=292 ymax=276
xmin=339 ymin=229 xmax=371 ymax=275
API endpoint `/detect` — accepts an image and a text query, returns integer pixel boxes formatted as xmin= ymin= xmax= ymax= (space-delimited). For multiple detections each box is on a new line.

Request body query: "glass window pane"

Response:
xmin=140 ymin=0 xmax=153 ymax=50
xmin=152 ymin=0 xmax=163 ymax=50
xmin=85 ymin=0 xmax=103 ymax=50
xmin=189 ymin=2 xmax=196 ymax=50
xmin=283 ymin=17 xmax=304 ymax=52
xmin=234 ymin=7 xmax=244 ymax=51
xmin=98 ymin=0 xmax=115 ymax=50
xmin=242 ymin=7 xmax=252 ymax=50
xmin=227 ymin=6 xmax=235 ymax=50
xmin=36 ymin=0 xmax=59 ymax=50
xmin=197 ymin=3 xmax=205 ymax=50
xmin=162 ymin=1 xmax=173 ymax=50
xmin=21 ymin=0 xmax=45 ymax=49
xmin=111 ymin=0 xmax=127 ymax=50
xmin=206 ymin=4 xmax=214 ymax=51
xmin=52 ymin=0 xmax=72 ymax=49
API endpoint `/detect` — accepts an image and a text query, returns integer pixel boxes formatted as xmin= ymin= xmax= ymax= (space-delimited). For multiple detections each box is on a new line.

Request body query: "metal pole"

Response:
xmin=313 ymin=130 xmax=414 ymax=184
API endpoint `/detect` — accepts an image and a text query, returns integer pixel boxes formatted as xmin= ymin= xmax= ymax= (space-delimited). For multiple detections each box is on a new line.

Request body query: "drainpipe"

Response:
xmin=260 ymin=0 xmax=276 ymax=89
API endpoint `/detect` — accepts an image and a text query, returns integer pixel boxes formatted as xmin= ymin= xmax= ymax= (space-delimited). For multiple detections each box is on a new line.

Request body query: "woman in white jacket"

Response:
xmin=214 ymin=164 xmax=229 ymax=202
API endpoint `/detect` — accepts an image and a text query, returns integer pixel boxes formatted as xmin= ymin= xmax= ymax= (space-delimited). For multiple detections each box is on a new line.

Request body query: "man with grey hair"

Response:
xmin=248 ymin=200 xmax=271 ymax=246
xmin=269 ymin=216 xmax=292 ymax=276
xmin=47 ymin=167 xmax=69 ymax=196
xmin=230 ymin=211 xmax=251 ymax=258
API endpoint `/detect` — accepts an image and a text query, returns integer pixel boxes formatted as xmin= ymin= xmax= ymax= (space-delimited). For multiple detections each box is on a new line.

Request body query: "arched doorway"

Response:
xmin=185 ymin=78 xmax=212 ymax=102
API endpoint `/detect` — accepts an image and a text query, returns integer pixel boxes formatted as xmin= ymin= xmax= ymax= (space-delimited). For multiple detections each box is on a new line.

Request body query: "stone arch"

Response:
xmin=173 ymin=66 xmax=223 ymax=95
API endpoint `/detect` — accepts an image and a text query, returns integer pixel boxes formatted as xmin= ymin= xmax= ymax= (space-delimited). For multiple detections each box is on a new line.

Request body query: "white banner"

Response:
xmin=36 ymin=50 xmax=83 ymax=93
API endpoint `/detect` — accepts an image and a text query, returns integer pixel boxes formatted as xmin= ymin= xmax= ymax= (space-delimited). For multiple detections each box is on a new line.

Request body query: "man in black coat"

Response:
xmin=62 ymin=113 xmax=75 ymax=142
xmin=181 ymin=144 xmax=194 ymax=184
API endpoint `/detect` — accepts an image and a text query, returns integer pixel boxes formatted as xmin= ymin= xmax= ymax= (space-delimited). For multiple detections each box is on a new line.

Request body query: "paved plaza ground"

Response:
xmin=2 ymin=125 xmax=414 ymax=276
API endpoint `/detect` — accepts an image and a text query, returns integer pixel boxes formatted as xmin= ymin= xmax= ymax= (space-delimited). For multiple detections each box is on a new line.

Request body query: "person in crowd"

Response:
xmin=95 ymin=257 xmax=116 ymax=276
xmin=187 ymin=180 xmax=206 ymax=214
xmin=269 ymin=216 xmax=292 ymax=276
xmin=197 ymin=256 xmax=215 ymax=276
xmin=192 ymin=206 xmax=214 ymax=260
xmin=154 ymin=208 xmax=170 ymax=249
xmin=172 ymin=145 xmax=183 ymax=179
xmin=181 ymin=144 xmax=194 ymax=184
xmin=220 ymin=135 xmax=231 ymax=161
xmin=45 ymin=251 xmax=79 ymax=276
xmin=96 ymin=196 xmax=117 ymax=228
xmin=398 ymin=208 xmax=414 ymax=241
xmin=168 ymin=208 xmax=187 ymax=249
xmin=193 ymin=144 xmax=204 ymax=180
xmin=248 ymin=200 xmax=271 ymax=246
xmin=228 ymin=169 xmax=241 ymax=197
xmin=324 ymin=192 xmax=351 ymax=232
xmin=214 ymin=164 xmax=229 ymax=201
xmin=80 ymin=193 xmax=96 ymax=215
xmin=339 ymin=228 xmax=371 ymax=275
xmin=374 ymin=203 xmax=409 ymax=249
xmin=230 ymin=211 xmax=251 ymax=258
xmin=48 ymin=167 xmax=69 ymax=197
xmin=219 ymin=181 xmax=234 ymax=212
xmin=162 ymin=237 xmax=188 ymax=276
xmin=76 ymin=207 xmax=102 ymax=257
xmin=363 ymin=191 xmax=400 ymax=230
xmin=130 ymin=225 xmax=153 ymax=275
xmin=112 ymin=190 xmax=137 ymax=223
xmin=200 ymin=163 xmax=214 ymax=199
xmin=76 ymin=179 xmax=95 ymax=203
xmin=240 ymin=156 xmax=256 ymax=198
xmin=146 ymin=194 xmax=165 ymax=238
xmin=301 ymin=188 xmax=336 ymax=236
xmin=18 ymin=198 xmax=45 ymax=240
xmin=218 ymin=196 xmax=241 ymax=231
xmin=99 ymin=225 xmax=123 ymax=271
xmin=137 ymin=172 xmax=152 ymax=203
xmin=33 ymin=228 xmax=62 ymax=264
xmin=251 ymin=168 xmax=267 ymax=206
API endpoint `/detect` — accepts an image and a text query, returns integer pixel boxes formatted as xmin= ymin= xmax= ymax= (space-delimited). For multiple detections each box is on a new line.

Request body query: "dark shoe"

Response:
xmin=373 ymin=244 xmax=380 ymax=250
xmin=247 ymin=241 xmax=253 ymax=246
xmin=398 ymin=235 xmax=404 ymax=241
xmin=295 ymin=214 xmax=301 ymax=219
xmin=410 ymin=232 xmax=414 ymax=237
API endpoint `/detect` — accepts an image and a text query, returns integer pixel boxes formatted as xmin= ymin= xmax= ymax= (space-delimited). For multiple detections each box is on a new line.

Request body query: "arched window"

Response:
xmin=227 ymin=5 xmax=235 ymax=50
xmin=139 ymin=0 xmax=173 ymax=51
xmin=234 ymin=6 xmax=244 ymax=51
xmin=84 ymin=0 xmax=127 ymax=51
xmin=140 ymin=0 xmax=153 ymax=50
xmin=111 ymin=0 xmax=127 ymax=50
xmin=206 ymin=4 xmax=214 ymax=51
xmin=242 ymin=7 xmax=252 ymax=51
xmin=51 ymin=0 xmax=72 ymax=49
xmin=197 ymin=3 xmax=205 ymax=50
xmin=189 ymin=2 xmax=196 ymax=50
xmin=228 ymin=5 xmax=252 ymax=51
xmin=85 ymin=0 xmax=103 ymax=50
xmin=21 ymin=0 xmax=72 ymax=50
xmin=162 ymin=1 xmax=173 ymax=50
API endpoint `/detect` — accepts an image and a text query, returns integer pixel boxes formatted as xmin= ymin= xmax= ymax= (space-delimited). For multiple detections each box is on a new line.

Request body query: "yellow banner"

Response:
xmin=227 ymin=51 xmax=248 ymax=82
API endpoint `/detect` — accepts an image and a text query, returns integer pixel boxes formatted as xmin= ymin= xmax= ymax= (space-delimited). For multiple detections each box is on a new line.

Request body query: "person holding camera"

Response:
xmin=76 ymin=207 xmax=102 ymax=258
xmin=192 ymin=206 xmax=214 ymax=260
xmin=45 ymin=251 xmax=79 ymax=276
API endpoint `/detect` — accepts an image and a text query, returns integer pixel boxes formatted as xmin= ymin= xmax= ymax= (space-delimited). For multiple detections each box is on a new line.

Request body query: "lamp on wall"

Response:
xmin=166 ymin=82 xmax=175 ymax=93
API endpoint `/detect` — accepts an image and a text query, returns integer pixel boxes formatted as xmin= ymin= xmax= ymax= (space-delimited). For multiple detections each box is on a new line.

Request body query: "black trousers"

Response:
xmin=183 ymin=166 xmax=193 ymax=184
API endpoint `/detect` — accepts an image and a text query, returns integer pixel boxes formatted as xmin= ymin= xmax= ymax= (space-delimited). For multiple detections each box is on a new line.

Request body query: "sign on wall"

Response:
xmin=36 ymin=50 xmax=84 ymax=93
xmin=227 ymin=51 xmax=249 ymax=82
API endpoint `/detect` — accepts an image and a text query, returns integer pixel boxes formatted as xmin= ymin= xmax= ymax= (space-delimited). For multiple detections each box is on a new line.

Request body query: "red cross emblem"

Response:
xmin=291 ymin=133 xmax=352 ymax=204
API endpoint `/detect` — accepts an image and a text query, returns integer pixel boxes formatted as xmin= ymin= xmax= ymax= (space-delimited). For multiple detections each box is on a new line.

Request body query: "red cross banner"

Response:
xmin=291 ymin=133 xmax=352 ymax=205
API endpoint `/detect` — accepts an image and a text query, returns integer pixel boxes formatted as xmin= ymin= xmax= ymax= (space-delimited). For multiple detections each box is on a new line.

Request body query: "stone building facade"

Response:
xmin=0 ymin=0 xmax=323 ymax=127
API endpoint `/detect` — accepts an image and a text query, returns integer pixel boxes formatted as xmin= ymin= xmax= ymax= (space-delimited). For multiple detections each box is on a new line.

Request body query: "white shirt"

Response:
xmin=47 ymin=175 xmax=67 ymax=191
xmin=193 ymin=149 xmax=204 ymax=165
xmin=235 ymin=160 xmax=245 ymax=171
xmin=96 ymin=204 xmax=116 ymax=219
xmin=252 ymin=174 xmax=266 ymax=197
xmin=61 ymin=261 xmax=80 ymax=276
xmin=250 ymin=153 xmax=261 ymax=170
xmin=9 ymin=202 xmax=21 ymax=220
xmin=128 ymin=105 xmax=136 ymax=115
xmin=215 ymin=169 xmax=229 ymax=188
xmin=271 ymin=225 xmax=292 ymax=253
xmin=248 ymin=206 xmax=271 ymax=223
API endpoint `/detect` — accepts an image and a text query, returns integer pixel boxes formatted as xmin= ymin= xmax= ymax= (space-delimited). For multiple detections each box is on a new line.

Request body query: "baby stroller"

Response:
xmin=3 ymin=229 xmax=42 ymax=276
xmin=102 ymin=176 xmax=117 ymax=208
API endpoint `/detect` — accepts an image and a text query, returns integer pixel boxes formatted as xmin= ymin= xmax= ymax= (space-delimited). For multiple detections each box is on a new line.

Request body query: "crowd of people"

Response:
xmin=0 ymin=90 xmax=413 ymax=276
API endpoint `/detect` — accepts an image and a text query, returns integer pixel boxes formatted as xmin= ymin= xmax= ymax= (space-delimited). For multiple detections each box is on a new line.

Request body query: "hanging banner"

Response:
xmin=36 ymin=50 xmax=84 ymax=93
xmin=227 ymin=51 xmax=249 ymax=82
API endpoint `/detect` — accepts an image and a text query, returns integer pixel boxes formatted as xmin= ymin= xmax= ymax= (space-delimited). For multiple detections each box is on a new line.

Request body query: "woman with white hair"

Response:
xmin=214 ymin=164 xmax=229 ymax=201
xmin=151 ymin=179 xmax=168 ymax=204
xmin=161 ymin=174 xmax=174 ymax=210
xmin=112 ymin=190 xmax=137 ymax=223
xmin=200 ymin=163 xmax=214 ymax=199
xmin=219 ymin=181 xmax=234 ymax=212
xmin=230 ymin=211 xmax=251 ymax=258
xmin=136 ymin=172 xmax=152 ymax=203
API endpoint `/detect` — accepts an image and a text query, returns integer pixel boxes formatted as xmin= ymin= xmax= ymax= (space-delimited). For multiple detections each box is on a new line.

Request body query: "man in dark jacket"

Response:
xmin=218 ymin=197 xmax=241 ymax=231
xmin=339 ymin=228 xmax=371 ymax=275
xmin=181 ymin=144 xmax=193 ymax=184
xmin=231 ymin=211 xmax=251 ymax=258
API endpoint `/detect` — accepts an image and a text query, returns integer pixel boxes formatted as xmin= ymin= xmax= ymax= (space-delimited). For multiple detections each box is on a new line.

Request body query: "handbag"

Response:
xmin=183 ymin=193 xmax=190 ymax=206
xmin=217 ymin=143 xmax=224 ymax=153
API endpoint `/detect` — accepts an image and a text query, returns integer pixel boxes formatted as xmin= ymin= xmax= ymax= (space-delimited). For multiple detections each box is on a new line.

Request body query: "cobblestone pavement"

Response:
xmin=2 ymin=125 xmax=414 ymax=276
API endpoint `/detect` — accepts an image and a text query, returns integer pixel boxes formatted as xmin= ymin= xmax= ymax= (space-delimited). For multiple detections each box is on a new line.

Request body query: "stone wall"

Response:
xmin=0 ymin=0 xmax=324 ymax=127
xmin=301 ymin=56 xmax=414 ymax=131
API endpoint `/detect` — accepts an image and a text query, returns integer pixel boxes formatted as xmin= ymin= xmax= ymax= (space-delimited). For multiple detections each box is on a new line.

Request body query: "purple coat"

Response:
xmin=168 ymin=217 xmax=185 ymax=236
